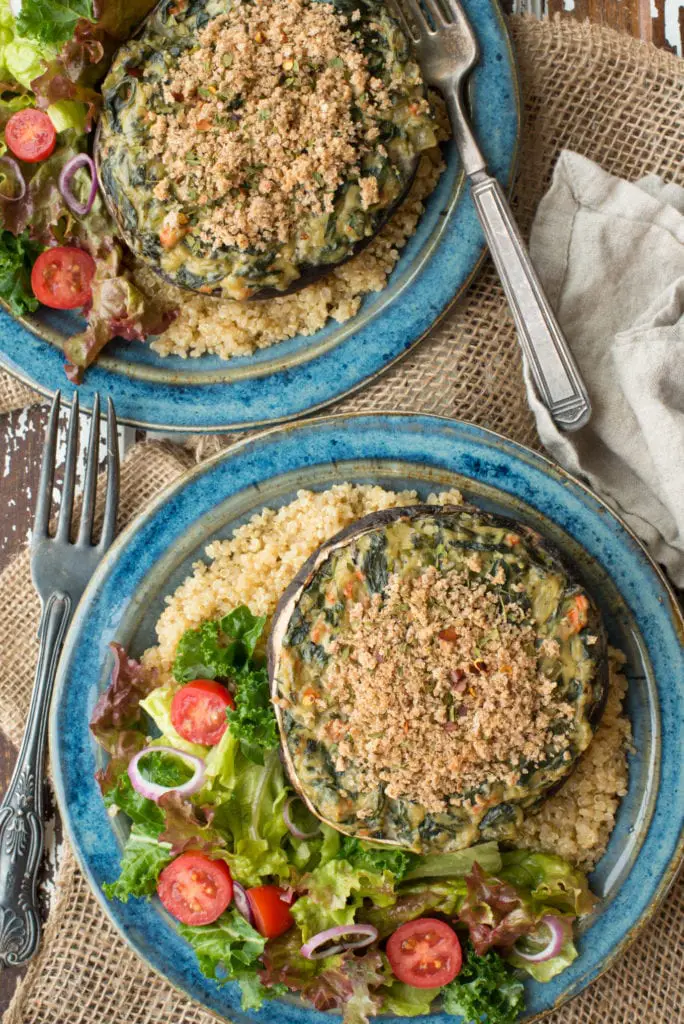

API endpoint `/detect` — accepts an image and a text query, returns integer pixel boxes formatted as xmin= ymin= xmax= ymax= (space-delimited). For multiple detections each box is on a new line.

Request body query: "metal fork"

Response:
xmin=0 ymin=392 xmax=119 ymax=968
xmin=392 ymin=0 xmax=591 ymax=431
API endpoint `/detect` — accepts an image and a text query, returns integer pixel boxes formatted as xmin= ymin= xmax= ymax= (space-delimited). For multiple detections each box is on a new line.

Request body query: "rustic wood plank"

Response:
xmin=0 ymin=409 xmax=49 ymax=1014
xmin=545 ymin=0 xmax=682 ymax=48
xmin=0 ymin=407 xmax=49 ymax=576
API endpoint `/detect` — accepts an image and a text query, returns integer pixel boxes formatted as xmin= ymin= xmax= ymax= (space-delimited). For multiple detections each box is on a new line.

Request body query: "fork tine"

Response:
xmin=421 ymin=0 xmax=447 ymax=28
xmin=99 ymin=398 xmax=119 ymax=552
xmin=33 ymin=392 xmax=61 ymax=541
xmin=77 ymin=393 xmax=101 ymax=547
xmin=55 ymin=393 xmax=79 ymax=542
xmin=390 ymin=0 xmax=420 ymax=42
xmin=398 ymin=0 xmax=432 ymax=35
xmin=441 ymin=0 xmax=477 ymax=43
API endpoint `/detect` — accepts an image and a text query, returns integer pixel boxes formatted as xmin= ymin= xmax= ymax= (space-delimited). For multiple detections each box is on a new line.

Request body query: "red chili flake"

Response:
xmin=438 ymin=627 xmax=459 ymax=643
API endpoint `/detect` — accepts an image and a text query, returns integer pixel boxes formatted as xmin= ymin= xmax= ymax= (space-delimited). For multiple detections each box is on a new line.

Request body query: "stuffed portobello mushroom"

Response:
xmin=96 ymin=0 xmax=438 ymax=300
xmin=268 ymin=505 xmax=608 ymax=854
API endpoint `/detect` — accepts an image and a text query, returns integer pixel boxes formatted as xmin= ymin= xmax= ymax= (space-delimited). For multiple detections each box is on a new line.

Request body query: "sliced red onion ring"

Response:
xmin=59 ymin=153 xmax=98 ymax=216
xmin=301 ymin=924 xmax=379 ymax=960
xmin=283 ymin=795 xmax=320 ymax=840
xmin=232 ymin=882 xmax=255 ymax=927
xmin=128 ymin=745 xmax=206 ymax=803
xmin=0 ymin=156 xmax=26 ymax=202
xmin=513 ymin=915 xmax=566 ymax=963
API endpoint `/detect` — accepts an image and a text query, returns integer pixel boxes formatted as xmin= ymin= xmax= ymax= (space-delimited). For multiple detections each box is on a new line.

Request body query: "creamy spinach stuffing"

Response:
xmin=271 ymin=506 xmax=607 ymax=853
xmin=96 ymin=0 xmax=439 ymax=299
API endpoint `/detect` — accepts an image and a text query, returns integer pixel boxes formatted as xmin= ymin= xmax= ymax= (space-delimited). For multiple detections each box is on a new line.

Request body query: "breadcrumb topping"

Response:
xmin=147 ymin=0 xmax=413 ymax=252
xmin=321 ymin=566 xmax=574 ymax=814
xmin=144 ymin=482 xmax=630 ymax=870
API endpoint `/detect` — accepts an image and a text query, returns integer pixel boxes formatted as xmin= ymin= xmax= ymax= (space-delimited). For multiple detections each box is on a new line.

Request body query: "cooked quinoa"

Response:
xmin=134 ymin=149 xmax=444 ymax=360
xmin=142 ymin=483 xmax=631 ymax=869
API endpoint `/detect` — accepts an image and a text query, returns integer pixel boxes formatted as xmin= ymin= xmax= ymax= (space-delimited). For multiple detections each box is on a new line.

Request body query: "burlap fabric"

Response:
xmin=1 ymin=13 xmax=682 ymax=1024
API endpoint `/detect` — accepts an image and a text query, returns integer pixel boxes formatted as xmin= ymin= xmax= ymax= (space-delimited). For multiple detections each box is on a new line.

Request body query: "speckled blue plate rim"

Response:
xmin=49 ymin=414 xmax=684 ymax=1024
xmin=0 ymin=0 xmax=520 ymax=433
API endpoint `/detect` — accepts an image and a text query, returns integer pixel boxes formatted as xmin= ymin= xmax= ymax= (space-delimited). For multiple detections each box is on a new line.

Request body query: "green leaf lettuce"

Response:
xmin=102 ymin=827 xmax=171 ymax=903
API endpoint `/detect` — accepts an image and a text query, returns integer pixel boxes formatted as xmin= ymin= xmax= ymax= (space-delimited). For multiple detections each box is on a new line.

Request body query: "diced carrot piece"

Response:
xmin=311 ymin=621 xmax=325 ymax=644
xmin=565 ymin=594 xmax=590 ymax=635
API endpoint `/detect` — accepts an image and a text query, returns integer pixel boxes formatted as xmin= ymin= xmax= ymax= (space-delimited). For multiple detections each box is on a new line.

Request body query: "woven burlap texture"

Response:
xmin=1 ymin=13 xmax=683 ymax=1024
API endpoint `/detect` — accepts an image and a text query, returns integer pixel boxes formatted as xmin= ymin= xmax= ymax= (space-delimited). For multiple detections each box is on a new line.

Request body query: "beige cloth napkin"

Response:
xmin=526 ymin=150 xmax=684 ymax=585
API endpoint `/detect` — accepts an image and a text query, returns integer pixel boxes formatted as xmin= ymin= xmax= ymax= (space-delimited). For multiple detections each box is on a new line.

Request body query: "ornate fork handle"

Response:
xmin=445 ymin=83 xmax=591 ymax=432
xmin=468 ymin=173 xmax=591 ymax=431
xmin=0 ymin=592 xmax=71 ymax=968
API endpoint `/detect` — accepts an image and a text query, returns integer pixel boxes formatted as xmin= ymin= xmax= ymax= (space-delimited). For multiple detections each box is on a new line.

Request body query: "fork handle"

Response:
xmin=469 ymin=172 xmax=591 ymax=432
xmin=0 ymin=592 xmax=71 ymax=967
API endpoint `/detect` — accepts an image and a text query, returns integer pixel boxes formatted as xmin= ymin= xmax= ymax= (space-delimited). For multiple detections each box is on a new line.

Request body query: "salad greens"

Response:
xmin=0 ymin=0 xmax=170 ymax=375
xmin=443 ymin=946 xmax=526 ymax=1024
xmin=0 ymin=229 xmax=41 ymax=314
xmin=91 ymin=606 xmax=597 ymax=1024
xmin=16 ymin=0 xmax=93 ymax=49
xmin=171 ymin=607 xmax=278 ymax=764
xmin=102 ymin=827 xmax=172 ymax=903
xmin=179 ymin=909 xmax=266 ymax=986
xmin=0 ymin=0 xmax=57 ymax=88
xmin=336 ymin=836 xmax=420 ymax=883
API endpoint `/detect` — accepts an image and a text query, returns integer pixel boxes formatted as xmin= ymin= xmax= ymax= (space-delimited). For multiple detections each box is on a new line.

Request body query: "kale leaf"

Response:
xmin=0 ymin=230 xmax=42 ymax=317
xmin=173 ymin=606 xmax=276 ymax=764
xmin=103 ymin=770 xmax=164 ymax=837
xmin=442 ymin=944 xmax=525 ymax=1024
xmin=227 ymin=667 xmax=279 ymax=764
xmin=337 ymin=836 xmax=419 ymax=882
xmin=172 ymin=605 xmax=266 ymax=684
xmin=136 ymin=749 xmax=194 ymax=789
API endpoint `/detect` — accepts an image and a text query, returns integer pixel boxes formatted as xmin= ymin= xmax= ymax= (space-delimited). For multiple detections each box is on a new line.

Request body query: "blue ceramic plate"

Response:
xmin=0 ymin=0 xmax=519 ymax=433
xmin=50 ymin=414 xmax=684 ymax=1023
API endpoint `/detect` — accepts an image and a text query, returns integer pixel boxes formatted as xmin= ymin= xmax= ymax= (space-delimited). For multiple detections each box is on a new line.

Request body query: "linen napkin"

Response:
xmin=526 ymin=150 xmax=684 ymax=586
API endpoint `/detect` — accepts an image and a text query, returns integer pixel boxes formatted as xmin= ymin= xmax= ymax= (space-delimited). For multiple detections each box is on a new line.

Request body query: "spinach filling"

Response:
xmin=271 ymin=505 xmax=608 ymax=853
xmin=96 ymin=0 xmax=439 ymax=299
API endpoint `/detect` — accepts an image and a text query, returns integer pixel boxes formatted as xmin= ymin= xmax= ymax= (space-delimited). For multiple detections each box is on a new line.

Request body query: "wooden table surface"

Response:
xmin=0 ymin=1 xmax=682 ymax=1018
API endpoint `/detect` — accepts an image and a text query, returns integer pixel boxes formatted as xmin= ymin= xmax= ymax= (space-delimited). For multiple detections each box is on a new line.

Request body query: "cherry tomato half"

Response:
xmin=170 ymin=679 xmax=235 ymax=746
xmin=157 ymin=852 xmax=233 ymax=926
xmin=5 ymin=108 xmax=56 ymax=163
xmin=31 ymin=247 xmax=96 ymax=310
xmin=386 ymin=918 xmax=462 ymax=989
xmin=247 ymin=885 xmax=295 ymax=939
